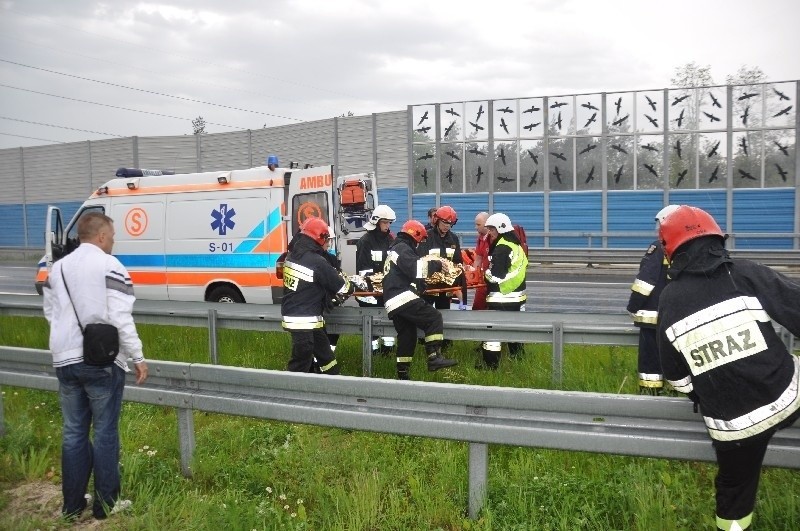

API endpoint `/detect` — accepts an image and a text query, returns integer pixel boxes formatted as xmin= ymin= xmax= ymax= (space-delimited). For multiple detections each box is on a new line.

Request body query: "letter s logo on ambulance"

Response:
xmin=125 ymin=208 xmax=148 ymax=237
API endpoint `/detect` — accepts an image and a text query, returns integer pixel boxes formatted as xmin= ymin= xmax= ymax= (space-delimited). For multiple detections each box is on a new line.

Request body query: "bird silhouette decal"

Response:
xmin=773 ymin=88 xmax=790 ymax=101
xmin=499 ymin=147 xmax=506 ymax=166
xmin=614 ymin=165 xmax=624 ymax=183
xmin=497 ymin=175 xmax=513 ymax=183
xmin=579 ymin=143 xmax=597 ymax=155
xmin=643 ymin=164 xmax=658 ymax=177
xmin=468 ymin=147 xmax=486 ymax=156
xmin=740 ymin=106 xmax=749 ymax=126
xmin=444 ymin=120 xmax=456 ymax=137
xmin=499 ymin=117 xmax=510 ymax=134
xmin=550 ymin=151 xmax=567 ymax=161
xmin=703 ymin=111 xmax=720 ymax=123
xmin=555 ymin=112 xmax=563 ymax=130
xmin=416 ymin=126 xmax=431 ymax=133
xmin=614 ymin=97 xmax=623 ymax=115
xmin=527 ymin=150 xmax=538 ymax=165
xmin=645 ymin=95 xmax=657 ymax=111
xmin=550 ymin=101 xmax=567 ymax=109
xmin=584 ymin=113 xmax=597 ymax=127
xmin=675 ymin=169 xmax=688 ymax=187
xmin=475 ymin=165 xmax=484 ymax=183
xmin=708 ymin=165 xmax=720 ymax=183
xmin=417 ymin=111 xmax=428 ymax=126
xmin=708 ymin=141 xmax=720 ymax=158
xmin=740 ymin=137 xmax=748 ymax=156
xmin=445 ymin=150 xmax=461 ymax=161
xmin=674 ymin=109 xmax=685 ymax=127
xmin=445 ymin=107 xmax=461 ymax=117
xmin=523 ymin=122 xmax=541 ymax=131
xmin=445 ymin=165 xmax=454 ymax=184
xmin=644 ymin=114 xmax=659 ymax=127
xmin=476 ymin=105 xmax=484 ymax=120
xmin=642 ymin=143 xmax=659 ymax=153
xmin=774 ymin=141 xmax=789 ymax=156
xmin=739 ymin=169 xmax=756 ymax=180
xmin=584 ymin=166 xmax=595 ymax=184
xmin=469 ymin=121 xmax=484 ymax=132
xmin=581 ymin=102 xmax=599 ymax=111
xmin=773 ymin=106 xmax=793 ymax=117
xmin=497 ymin=106 xmax=514 ymax=114
xmin=612 ymin=114 xmax=629 ymax=126
xmin=522 ymin=105 xmax=541 ymax=114
xmin=417 ymin=152 xmax=433 ymax=161
xmin=672 ymin=94 xmax=690 ymax=106
xmin=709 ymin=92 xmax=721 ymax=108
xmin=738 ymin=92 xmax=758 ymax=101
xmin=611 ymin=144 xmax=629 ymax=155
xmin=421 ymin=168 xmax=428 ymax=186
xmin=776 ymin=164 xmax=788 ymax=182
xmin=552 ymin=166 xmax=563 ymax=184
xmin=674 ymin=140 xmax=682 ymax=160
xmin=527 ymin=170 xmax=538 ymax=187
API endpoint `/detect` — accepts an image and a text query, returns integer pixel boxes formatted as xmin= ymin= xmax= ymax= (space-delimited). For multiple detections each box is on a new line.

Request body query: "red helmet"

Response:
xmin=434 ymin=205 xmax=458 ymax=225
xmin=401 ymin=220 xmax=427 ymax=243
xmin=659 ymin=206 xmax=724 ymax=260
xmin=300 ymin=217 xmax=331 ymax=246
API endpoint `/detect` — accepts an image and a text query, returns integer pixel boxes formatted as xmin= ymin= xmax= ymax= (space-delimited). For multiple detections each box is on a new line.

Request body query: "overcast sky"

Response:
xmin=1 ymin=0 xmax=798 ymax=149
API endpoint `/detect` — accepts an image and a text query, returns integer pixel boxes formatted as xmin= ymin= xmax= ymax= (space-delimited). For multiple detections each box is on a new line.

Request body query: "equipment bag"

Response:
xmin=83 ymin=323 xmax=120 ymax=366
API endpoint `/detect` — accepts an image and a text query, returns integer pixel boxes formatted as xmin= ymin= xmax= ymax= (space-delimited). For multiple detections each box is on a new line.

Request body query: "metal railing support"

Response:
xmin=552 ymin=322 xmax=564 ymax=386
xmin=208 ymin=309 xmax=219 ymax=364
xmin=468 ymin=442 xmax=488 ymax=519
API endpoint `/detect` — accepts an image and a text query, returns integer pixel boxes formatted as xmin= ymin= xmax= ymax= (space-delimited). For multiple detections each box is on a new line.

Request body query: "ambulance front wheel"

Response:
xmin=207 ymin=285 xmax=245 ymax=303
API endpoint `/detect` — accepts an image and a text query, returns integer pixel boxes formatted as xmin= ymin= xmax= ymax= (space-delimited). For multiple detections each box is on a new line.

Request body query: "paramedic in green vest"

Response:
xmin=480 ymin=213 xmax=529 ymax=369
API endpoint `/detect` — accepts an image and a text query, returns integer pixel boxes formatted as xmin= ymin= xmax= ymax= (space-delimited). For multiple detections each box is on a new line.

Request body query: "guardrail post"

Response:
xmin=176 ymin=405 xmax=195 ymax=478
xmin=0 ymin=386 xmax=5 ymax=437
xmin=468 ymin=442 xmax=488 ymax=519
xmin=362 ymin=314 xmax=373 ymax=377
xmin=552 ymin=322 xmax=564 ymax=386
xmin=208 ymin=309 xmax=218 ymax=365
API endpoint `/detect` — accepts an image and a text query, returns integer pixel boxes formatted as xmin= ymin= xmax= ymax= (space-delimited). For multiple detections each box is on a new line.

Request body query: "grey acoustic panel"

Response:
xmin=22 ymin=141 xmax=92 ymax=201
xmin=199 ymin=130 xmax=252 ymax=172
xmin=89 ymin=138 xmax=136 ymax=189
xmin=0 ymin=148 xmax=23 ymax=205
xmin=138 ymin=135 xmax=198 ymax=175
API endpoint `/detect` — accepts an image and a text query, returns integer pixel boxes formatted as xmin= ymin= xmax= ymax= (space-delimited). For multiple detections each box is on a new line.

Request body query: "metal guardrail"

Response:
xmin=1 ymin=346 xmax=798 ymax=520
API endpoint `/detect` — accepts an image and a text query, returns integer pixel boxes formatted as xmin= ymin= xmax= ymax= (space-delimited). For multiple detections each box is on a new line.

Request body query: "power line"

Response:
xmin=0 ymin=132 xmax=66 ymax=144
xmin=0 ymin=116 xmax=125 ymax=137
xmin=1 ymin=58 xmax=304 ymax=122
xmin=0 ymin=83 xmax=247 ymax=129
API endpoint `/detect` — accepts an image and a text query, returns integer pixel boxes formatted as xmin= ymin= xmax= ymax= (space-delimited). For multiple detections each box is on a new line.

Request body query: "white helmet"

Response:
xmin=485 ymin=213 xmax=514 ymax=234
xmin=364 ymin=205 xmax=396 ymax=230
xmin=655 ymin=204 xmax=681 ymax=224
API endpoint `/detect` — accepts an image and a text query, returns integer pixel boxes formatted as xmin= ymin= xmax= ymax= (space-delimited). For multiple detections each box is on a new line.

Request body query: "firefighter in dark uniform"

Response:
xmin=418 ymin=205 xmax=467 ymax=310
xmin=281 ymin=217 xmax=354 ymax=374
xmin=626 ymin=204 xmax=680 ymax=395
xmin=383 ymin=220 xmax=458 ymax=380
xmin=656 ymin=206 xmax=800 ymax=531
xmin=355 ymin=204 xmax=396 ymax=355
xmin=480 ymin=213 xmax=528 ymax=368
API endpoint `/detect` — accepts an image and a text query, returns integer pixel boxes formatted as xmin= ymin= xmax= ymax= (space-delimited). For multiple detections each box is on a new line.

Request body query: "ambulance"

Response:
xmin=35 ymin=164 xmax=378 ymax=304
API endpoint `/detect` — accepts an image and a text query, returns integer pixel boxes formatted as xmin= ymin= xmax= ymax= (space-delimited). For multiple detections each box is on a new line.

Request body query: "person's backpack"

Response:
xmin=513 ymin=224 xmax=528 ymax=257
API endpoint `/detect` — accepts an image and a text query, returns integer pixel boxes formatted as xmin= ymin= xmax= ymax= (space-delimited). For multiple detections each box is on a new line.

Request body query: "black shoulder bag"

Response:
xmin=62 ymin=269 xmax=119 ymax=367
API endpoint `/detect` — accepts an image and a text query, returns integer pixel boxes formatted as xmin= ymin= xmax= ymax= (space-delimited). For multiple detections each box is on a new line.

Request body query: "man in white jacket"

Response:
xmin=43 ymin=212 xmax=148 ymax=520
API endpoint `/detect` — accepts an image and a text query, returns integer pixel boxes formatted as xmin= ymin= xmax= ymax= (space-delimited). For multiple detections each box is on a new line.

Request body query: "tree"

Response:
xmin=192 ymin=116 xmax=206 ymax=135
xmin=670 ymin=62 xmax=715 ymax=88
xmin=725 ymin=65 xmax=766 ymax=85
xmin=339 ymin=111 xmax=355 ymax=118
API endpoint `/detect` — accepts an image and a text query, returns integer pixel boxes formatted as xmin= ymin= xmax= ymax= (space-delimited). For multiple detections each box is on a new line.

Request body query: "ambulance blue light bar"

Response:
xmin=115 ymin=168 xmax=176 ymax=177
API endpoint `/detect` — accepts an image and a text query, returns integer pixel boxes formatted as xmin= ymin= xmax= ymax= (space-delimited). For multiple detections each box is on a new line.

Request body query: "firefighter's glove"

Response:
xmin=349 ymin=274 xmax=369 ymax=291
xmin=458 ymin=303 xmax=467 ymax=311
xmin=426 ymin=259 xmax=443 ymax=275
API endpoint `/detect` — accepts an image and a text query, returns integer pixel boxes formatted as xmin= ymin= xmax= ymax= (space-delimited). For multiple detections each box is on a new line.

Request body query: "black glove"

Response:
xmin=426 ymin=260 xmax=442 ymax=275
xmin=687 ymin=391 xmax=700 ymax=413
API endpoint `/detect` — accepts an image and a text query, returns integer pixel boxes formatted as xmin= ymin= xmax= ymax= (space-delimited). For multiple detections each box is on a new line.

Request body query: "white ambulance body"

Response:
xmin=36 ymin=164 xmax=378 ymax=304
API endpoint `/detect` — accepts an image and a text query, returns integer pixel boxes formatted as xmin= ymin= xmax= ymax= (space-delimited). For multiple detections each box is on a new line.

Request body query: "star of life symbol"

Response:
xmin=211 ymin=204 xmax=236 ymax=235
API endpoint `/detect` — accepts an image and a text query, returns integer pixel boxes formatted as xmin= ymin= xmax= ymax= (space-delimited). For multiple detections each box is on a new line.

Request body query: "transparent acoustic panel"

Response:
xmin=765 ymin=81 xmax=795 ymax=129
xmin=576 ymin=136 xmax=602 ymax=191
xmin=547 ymin=137 xmax=574 ymax=191
xmin=731 ymin=85 xmax=763 ymax=129
xmin=412 ymin=143 xmax=437 ymax=194
xmin=636 ymin=135 xmax=663 ymax=190
xmin=668 ymin=133 xmax=696 ymax=189
xmin=548 ymin=95 xmax=574 ymax=136
xmin=465 ymin=141 xmax=489 ymax=193
xmin=412 ymin=105 xmax=435 ymax=143
xmin=440 ymin=143 xmax=464 ymax=194
xmin=607 ymin=92 xmax=634 ymax=135
xmin=576 ymin=94 xmax=602 ymax=136
xmin=493 ymin=141 xmax=518 ymax=192
xmin=698 ymin=132 xmax=727 ymax=189
xmin=519 ymin=98 xmax=545 ymax=138
xmin=465 ymin=101 xmax=489 ymax=142
xmin=607 ymin=135 xmax=634 ymax=191
xmin=701 ymin=87 xmax=727 ymax=130
xmin=765 ymin=129 xmax=795 ymax=187
xmin=732 ymin=131 xmax=763 ymax=188
xmin=439 ymin=102 xmax=464 ymax=142
xmin=636 ymin=90 xmax=663 ymax=134
xmin=669 ymin=87 xmax=698 ymax=132
xmin=493 ymin=100 xmax=517 ymax=141
xmin=519 ymin=139 xmax=544 ymax=191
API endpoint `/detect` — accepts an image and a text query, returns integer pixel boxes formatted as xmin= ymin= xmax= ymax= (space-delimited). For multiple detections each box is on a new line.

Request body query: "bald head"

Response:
xmin=475 ymin=212 xmax=489 ymax=235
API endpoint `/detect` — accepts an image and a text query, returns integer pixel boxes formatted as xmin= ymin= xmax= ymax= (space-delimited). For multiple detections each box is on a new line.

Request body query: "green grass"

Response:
xmin=1 ymin=315 xmax=798 ymax=530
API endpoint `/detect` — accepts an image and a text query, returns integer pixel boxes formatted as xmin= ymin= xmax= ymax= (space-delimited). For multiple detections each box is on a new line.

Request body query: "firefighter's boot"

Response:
xmin=480 ymin=347 xmax=500 ymax=370
xmin=508 ymin=342 xmax=524 ymax=359
xmin=427 ymin=351 xmax=458 ymax=371
xmin=397 ymin=363 xmax=411 ymax=380
xmin=639 ymin=385 xmax=662 ymax=396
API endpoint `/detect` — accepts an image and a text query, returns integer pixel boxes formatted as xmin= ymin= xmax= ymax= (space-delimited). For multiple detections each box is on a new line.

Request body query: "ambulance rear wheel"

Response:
xmin=207 ymin=285 xmax=244 ymax=303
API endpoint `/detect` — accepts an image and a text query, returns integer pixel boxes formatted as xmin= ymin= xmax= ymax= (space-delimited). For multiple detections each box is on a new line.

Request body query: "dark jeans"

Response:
xmin=56 ymin=362 xmax=125 ymax=519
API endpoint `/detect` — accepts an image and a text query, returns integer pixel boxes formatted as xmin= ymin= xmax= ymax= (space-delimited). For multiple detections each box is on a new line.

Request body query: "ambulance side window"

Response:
xmin=291 ymin=192 xmax=329 ymax=234
xmin=65 ymin=206 xmax=106 ymax=254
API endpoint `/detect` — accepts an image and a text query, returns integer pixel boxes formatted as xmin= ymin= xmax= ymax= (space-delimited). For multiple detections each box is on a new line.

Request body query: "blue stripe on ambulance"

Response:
xmin=115 ymin=254 xmax=280 ymax=268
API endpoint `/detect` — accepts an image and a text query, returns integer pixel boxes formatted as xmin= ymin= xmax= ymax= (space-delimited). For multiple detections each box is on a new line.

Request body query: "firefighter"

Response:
xmin=383 ymin=220 xmax=458 ymax=380
xmin=281 ymin=217 xmax=354 ymax=375
xmin=418 ymin=205 xmax=467 ymax=311
xmin=626 ymin=204 xmax=681 ymax=395
xmin=480 ymin=213 xmax=528 ymax=368
xmin=656 ymin=206 xmax=800 ymax=531
xmin=355 ymin=204 xmax=397 ymax=355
